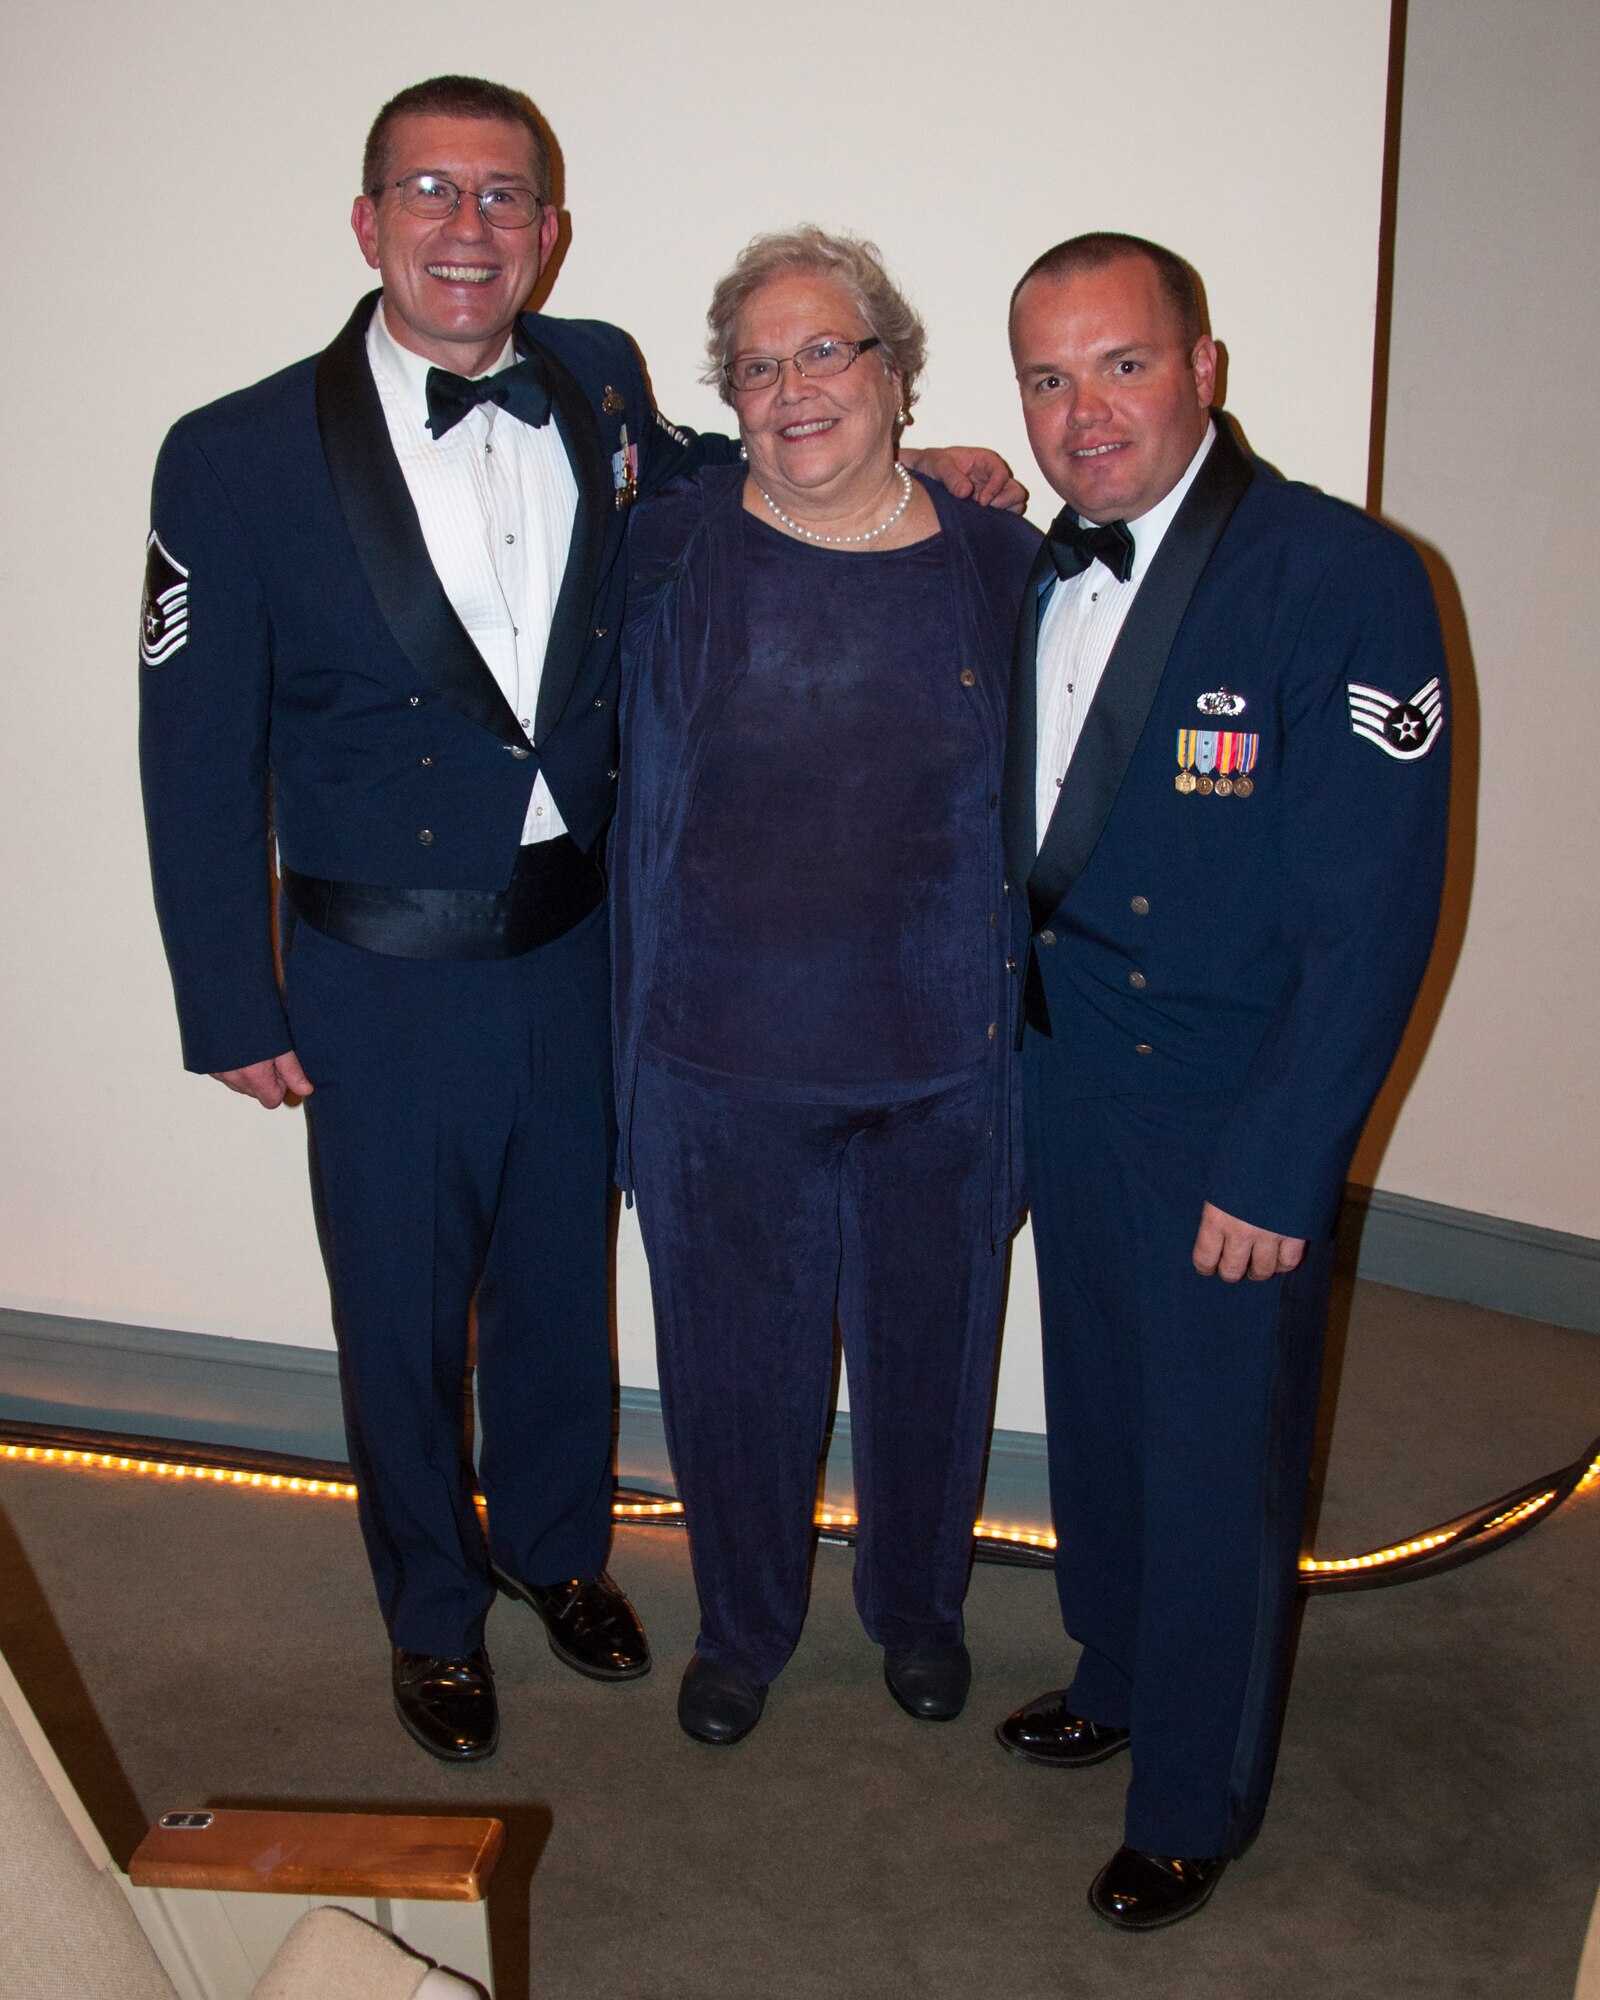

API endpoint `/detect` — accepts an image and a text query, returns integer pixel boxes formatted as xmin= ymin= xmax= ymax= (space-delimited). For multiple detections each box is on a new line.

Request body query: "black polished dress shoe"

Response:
xmin=392 ymin=1648 xmax=498 ymax=1763
xmin=492 ymin=1567 xmax=651 ymax=1681
xmin=995 ymin=1688 xmax=1131 ymax=1767
xmin=883 ymin=1642 xmax=972 ymax=1721
xmin=677 ymin=1653 xmax=767 ymax=1746
xmin=1089 ymin=1846 xmax=1228 ymax=1931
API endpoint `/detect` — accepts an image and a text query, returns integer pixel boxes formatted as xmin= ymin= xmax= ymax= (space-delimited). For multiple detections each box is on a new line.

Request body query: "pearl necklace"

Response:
xmin=756 ymin=463 xmax=913 ymax=546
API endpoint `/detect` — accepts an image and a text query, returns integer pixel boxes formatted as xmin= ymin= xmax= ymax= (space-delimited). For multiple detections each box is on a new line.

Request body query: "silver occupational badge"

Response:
xmin=140 ymin=530 xmax=190 ymax=667
xmin=1347 ymin=676 xmax=1445 ymax=760
xmin=1196 ymin=686 xmax=1246 ymax=717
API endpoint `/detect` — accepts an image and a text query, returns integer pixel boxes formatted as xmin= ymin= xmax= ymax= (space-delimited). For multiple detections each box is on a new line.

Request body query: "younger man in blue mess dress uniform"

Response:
xmin=997 ymin=234 xmax=1450 ymax=1927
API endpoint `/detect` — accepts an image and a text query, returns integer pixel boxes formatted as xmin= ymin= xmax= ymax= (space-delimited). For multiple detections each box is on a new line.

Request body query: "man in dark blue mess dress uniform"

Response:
xmin=139 ymin=73 xmax=1019 ymax=1761
xmin=996 ymin=234 xmax=1450 ymax=1927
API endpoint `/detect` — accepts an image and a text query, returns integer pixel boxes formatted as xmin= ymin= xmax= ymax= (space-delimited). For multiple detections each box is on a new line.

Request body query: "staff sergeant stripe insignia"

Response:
xmin=1347 ymin=676 xmax=1445 ymax=760
xmin=140 ymin=530 xmax=190 ymax=667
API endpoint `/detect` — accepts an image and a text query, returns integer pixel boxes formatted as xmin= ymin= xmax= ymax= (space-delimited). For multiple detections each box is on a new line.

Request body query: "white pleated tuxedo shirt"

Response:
xmin=1035 ymin=422 xmax=1216 ymax=853
xmin=367 ymin=304 xmax=579 ymax=845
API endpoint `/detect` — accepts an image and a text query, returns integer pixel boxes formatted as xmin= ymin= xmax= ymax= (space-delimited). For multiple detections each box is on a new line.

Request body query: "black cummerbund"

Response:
xmin=281 ymin=836 xmax=603 ymax=961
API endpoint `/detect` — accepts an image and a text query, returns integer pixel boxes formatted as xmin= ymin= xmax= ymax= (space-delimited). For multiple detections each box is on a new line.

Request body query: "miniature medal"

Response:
xmin=612 ymin=423 xmax=639 ymax=509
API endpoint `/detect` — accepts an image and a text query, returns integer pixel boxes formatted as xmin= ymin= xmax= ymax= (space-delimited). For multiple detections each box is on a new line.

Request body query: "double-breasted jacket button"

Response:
xmin=1130 ymin=895 xmax=1150 ymax=915
xmin=408 ymin=695 xmax=421 ymax=707
xmin=1005 ymin=956 xmax=1017 ymax=973
xmin=508 ymin=746 xmax=530 ymax=759
xmin=418 ymin=829 xmax=435 ymax=845
xmin=1134 ymin=1041 xmax=1154 ymax=1056
xmin=420 ymin=756 xmax=433 ymax=767
xmin=1039 ymin=929 xmax=1057 ymax=946
xmin=608 ymin=768 xmax=620 ymax=782
xmin=959 ymin=668 xmax=976 ymax=687
xmin=1129 ymin=970 xmax=1147 ymax=989
xmin=595 ymin=625 xmax=609 ymax=639
xmin=987 ymin=1022 xmax=997 ymax=1040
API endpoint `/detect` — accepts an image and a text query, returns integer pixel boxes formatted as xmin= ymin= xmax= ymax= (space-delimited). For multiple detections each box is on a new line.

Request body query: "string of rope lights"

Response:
xmin=2 ymin=1420 xmax=1595 ymax=1595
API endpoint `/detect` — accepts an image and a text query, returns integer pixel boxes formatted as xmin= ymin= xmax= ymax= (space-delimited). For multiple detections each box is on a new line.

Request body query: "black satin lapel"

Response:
xmin=1027 ymin=421 xmax=1254 ymax=927
xmin=531 ymin=339 xmax=610 ymax=742
xmin=1002 ymin=543 xmax=1056 ymax=886
xmin=314 ymin=292 xmax=524 ymax=748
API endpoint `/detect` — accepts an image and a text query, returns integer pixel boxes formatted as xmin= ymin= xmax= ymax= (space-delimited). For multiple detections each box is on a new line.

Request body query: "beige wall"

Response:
xmin=0 ymin=0 xmax=1392 ymax=1428
xmin=1355 ymin=0 xmax=1600 ymax=1238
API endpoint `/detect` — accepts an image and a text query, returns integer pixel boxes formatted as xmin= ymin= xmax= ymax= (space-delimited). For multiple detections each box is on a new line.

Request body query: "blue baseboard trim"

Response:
xmin=0 ymin=1311 xmax=346 ymax=1462
xmin=1347 ymin=1187 xmax=1599 ymax=1335
xmin=1 ymin=1189 xmax=1592 ymax=1514
xmin=0 ymin=1313 xmax=1057 ymax=1524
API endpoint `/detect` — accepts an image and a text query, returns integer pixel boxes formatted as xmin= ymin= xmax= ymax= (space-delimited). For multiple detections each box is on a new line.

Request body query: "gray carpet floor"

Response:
xmin=2 ymin=1279 xmax=1597 ymax=1999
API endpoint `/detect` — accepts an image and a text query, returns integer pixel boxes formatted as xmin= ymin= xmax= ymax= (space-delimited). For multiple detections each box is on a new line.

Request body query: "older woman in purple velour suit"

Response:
xmin=611 ymin=229 xmax=1039 ymax=1746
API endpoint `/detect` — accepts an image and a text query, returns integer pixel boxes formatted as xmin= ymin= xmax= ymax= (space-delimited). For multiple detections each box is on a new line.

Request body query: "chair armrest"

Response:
xmin=128 ymin=1809 xmax=503 ymax=1901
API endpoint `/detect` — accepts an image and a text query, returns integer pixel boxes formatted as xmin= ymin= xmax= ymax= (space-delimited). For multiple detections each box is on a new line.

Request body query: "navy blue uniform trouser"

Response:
xmin=632 ymin=1059 xmax=1006 ymax=1687
xmin=1023 ymin=1035 xmax=1333 ymax=1858
xmin=284 ymin=903 xmax=616 ymax=1659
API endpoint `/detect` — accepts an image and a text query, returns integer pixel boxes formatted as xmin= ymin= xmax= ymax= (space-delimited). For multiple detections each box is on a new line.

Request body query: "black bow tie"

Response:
xmin=424 ymin=350 xmax=553 ymax=439
xmin=1046 ymin=511 xmax=1136 ymax=584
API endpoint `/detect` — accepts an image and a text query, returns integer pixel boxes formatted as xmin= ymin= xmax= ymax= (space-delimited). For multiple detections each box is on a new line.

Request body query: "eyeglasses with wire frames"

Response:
xmin=723 ymin=336 xmax=882 ymax=395
xmin=379 ymin=173 xmax=544 ymax=230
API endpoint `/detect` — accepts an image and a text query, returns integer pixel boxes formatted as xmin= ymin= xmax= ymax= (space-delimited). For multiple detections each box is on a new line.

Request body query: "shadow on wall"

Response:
xmin=1348 ymin=529 xmax=1478 ymax=1189
xmin=1347 ymin=0 xmax=1475 ymax=1193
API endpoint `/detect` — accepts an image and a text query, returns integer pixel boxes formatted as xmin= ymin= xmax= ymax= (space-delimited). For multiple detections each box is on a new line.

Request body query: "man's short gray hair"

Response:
xmin=702 ymin=226 xmax=927 ymax=415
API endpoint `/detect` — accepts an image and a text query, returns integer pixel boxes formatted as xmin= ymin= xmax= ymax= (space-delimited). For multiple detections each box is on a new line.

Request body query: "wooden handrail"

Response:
xmin=129 ymin=1808 xmax=504 ymax=1901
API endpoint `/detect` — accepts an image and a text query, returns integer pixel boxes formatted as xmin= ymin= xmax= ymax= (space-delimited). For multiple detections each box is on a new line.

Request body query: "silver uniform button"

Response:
xmin=1130 ymin=895 xmax=1150 ymax=915
xmin=1039 ymin=929 xmax=1057 ymax=946
xmin=1129 ymin=971 xmax=1146 ymax=989
xmin=418 ymin=829 xmax=434 ymax=845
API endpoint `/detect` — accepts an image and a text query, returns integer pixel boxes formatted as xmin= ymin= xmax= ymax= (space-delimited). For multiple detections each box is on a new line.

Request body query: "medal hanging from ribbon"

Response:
xmin=612 ymin=423 xmax=639 ymax=510
xmin=1176 ymin=730 xmax=1258 ymax=797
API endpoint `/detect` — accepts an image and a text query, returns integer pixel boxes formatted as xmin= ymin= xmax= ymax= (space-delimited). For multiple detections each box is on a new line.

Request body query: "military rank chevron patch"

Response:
xmin=1346 ymin=676 xmax=1445 ymax=760
xmin=140 ymin=530 xmax=190 ymax=667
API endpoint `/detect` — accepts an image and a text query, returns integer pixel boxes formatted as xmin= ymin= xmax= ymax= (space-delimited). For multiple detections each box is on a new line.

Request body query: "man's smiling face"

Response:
xmin=1011 ymin=253 xmax=1216 ymax=523
xmin=351 ymin=112 xmax=558 ymax=374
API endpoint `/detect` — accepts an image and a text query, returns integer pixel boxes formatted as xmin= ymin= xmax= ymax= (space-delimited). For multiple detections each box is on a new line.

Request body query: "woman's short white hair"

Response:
xmin=703 ymin=225 xmax=927 ymax=416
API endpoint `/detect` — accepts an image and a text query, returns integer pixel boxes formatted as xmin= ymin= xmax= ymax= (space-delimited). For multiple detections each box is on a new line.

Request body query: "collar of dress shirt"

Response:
xmin=367 ymin=299 xmax=518 ymax=433
xmin=1086 ymin=418 xmax=1217 ymax=586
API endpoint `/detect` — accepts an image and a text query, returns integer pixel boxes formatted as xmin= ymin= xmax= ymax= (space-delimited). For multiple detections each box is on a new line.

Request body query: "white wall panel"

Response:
xmin=0 ymin=1 xmax=1391 ymax=1426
